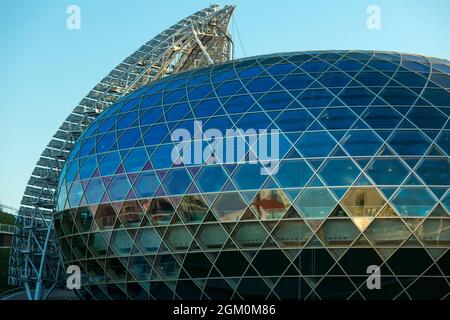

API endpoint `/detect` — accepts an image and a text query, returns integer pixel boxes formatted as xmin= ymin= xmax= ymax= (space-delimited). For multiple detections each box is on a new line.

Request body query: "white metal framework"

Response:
xmin=8 ymin=4 xmax=235 ymax=300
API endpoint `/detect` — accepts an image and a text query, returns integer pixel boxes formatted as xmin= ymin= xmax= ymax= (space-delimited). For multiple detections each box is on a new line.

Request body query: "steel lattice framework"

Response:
xmin=8 ymin=4 xmax=235 ymax=300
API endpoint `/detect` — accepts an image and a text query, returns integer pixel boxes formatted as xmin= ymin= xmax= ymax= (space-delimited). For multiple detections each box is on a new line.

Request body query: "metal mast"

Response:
xmin=8 ymin=4 xmax=235 ymax=300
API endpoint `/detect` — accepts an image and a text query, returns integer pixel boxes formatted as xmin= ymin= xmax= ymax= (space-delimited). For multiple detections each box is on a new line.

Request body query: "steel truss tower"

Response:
xmin=8 ymin=4 xmax=235 ymax=300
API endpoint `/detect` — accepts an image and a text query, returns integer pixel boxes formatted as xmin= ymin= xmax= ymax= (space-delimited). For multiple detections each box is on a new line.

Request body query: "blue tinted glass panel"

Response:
xmin=216 ymin=81 xmax=242 ymax=96
xmin=134 ymin=172 xmax=159 ymax=198
xmin=366 ymin=159 xmax=409 ymax=185
xmin=142 ymin=93 xmax=162 ymax=108
xmin=294 ymin=189 xmax=337 ymax=218
xmin=108 ymin=175 xmax=131 ymax=201
xmin=232 ymin=163 xmax=268 ymax=190
xmin=80 ymin=156 xmax=97 ymax=180
xmin=362 ymin=107 xmax=402 ymax=129
xmin=388 ymin=131 xmax=430 ymax=155
xmin=339 ymin=87 xmax=375 ymax=106
xmin=342 ymin=131 xmax=382 ymax=156
xmin=65 ymin=160 xmax=79 ymax=183
xmin=237 ymin=112 xmax=271 ymax=131
xmin=189 ymin=85 xmax=213 ymax=100
xmin=163 ymin=168 xmax=192 ymax=195
xmin=296 ymin=132 xmax=336 ymax=157
xmin=422 ymin=88 xmax=450 ymax=106
xmin=196 ymin=165 xmax=228 ymax=193
xmin=164 ymin=90 xmax=185 ymax=104
xmin=407 ymin=107 xmax=446 ymax=129
xmin=416 ymin=159 xmax=450 ymax=186
xmin=275 ymin=109 xmax=312 ymax=132
xmin=298 ymin=89 xmax=333 ymax=108
xmin=319 ymin=159 xmax=360 ymax=186
xmin=97 ymin=132 xmax=116 ymax=154
xmin=86 ymin=179 xmax=105 ymax=204
xmin=193 ymin=99 xmax=221 ymax=117
xmin=355 ymin=72 xmax=389 ymax=87
xmin=151 ymin=144 xmax=176 ymax=169
xmin=318 ymin=72 xmax=351 ymax=87
xmin=274 ymin=160 xmax=313 ymax=188
xmin=140 ymin=107 xmax=163 ymax=125
xmin=392 ymin=188 xmax=436 ymax=217
xmin=239 ymin=66 xmax=263 ymax=78
xmin=99 ymin=152 xmax=121 ymax=176
xmin=80 ymin=137 xmax=96 ymax=157
xmin=118 ymin=128 xmax=141 ymax=149
xmin=117 ymin=112 xmax=138 ymax=130
xmin=121 ymin=98 xmax=140 ymax=113
xmin=143 ymin=124 xmax=169 ymax=146
xmin=300 ymin=61 xmax=330 ymax=73
xmin=259 ymin=92 xmax=293 ymax=110
xmin=123 ymin=148 xmax=148 ymax=173
xmin=267 ymin=63 xmax=296 ymax=75
xmin=68 ymin=181 xmax=83 ymax=207
xmin=318 ymin=108 xmax=357 ymax=130
xmin=437 ymin=131 xmax=450 ymax=156
xmin=246 ymin=77 xmax=276 ymax=93
xmin=280 ymin=74 xmax=314 ymax=90
xmin=223 ymin=95 xmax=254 ymax=114
xmin=335 ymin=60 xmax=364 ymax=72
xmin=166 ymin=104 xmax=190 ymax=122
xmin=98 ymin=117 xmax=116 ymax=134
xmin=380 ymin=87 xmax=417 ymax=106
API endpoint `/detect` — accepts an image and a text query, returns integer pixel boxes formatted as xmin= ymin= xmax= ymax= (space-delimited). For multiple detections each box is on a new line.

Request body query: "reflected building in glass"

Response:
xmin=55 ymin=50 xmax=450 ymax=300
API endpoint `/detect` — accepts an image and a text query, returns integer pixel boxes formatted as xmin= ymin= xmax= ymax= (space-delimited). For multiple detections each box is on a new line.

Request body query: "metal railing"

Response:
xmin=0 ymin=224 xmax=16 ymax=234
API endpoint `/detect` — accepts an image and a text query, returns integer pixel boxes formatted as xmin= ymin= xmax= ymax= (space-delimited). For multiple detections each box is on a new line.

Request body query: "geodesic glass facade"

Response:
xmin=55 ymin=51 xmax=450 ymax=300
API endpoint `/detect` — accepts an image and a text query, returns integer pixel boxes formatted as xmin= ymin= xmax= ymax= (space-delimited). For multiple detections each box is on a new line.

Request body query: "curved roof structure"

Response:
xmin=9 ymin=4 xmax=235 ymax=300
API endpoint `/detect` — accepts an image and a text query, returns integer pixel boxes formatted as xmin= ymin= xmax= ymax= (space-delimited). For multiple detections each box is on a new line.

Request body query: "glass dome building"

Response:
xmin=55 ymin=50 xmax=450 ymax=300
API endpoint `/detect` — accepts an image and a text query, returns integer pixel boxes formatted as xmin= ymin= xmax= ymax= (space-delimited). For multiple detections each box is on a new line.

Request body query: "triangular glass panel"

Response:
xmin=307 ymin=160 xmax=324 ymax=170
xmin=354 ymin=158 xmax=370 ymax=169
xmin=404 ymin=174 xmax=422 ymax=186
xmin=403 ymin=218 xmax=424 ymax=232
xmin=329 ymin=130 xmax=346 ymax=142
xmin=305 ymin=234 xmax=324 ymax=248
xmin=426 ymin=248 xmax=446 ymax=260
xmin=202 ymin=193 xmax=218 ymax=206
xmin=354 ymin=174 xmax=372 ymax=186
xmin=352 ymin=217 xmax=373 ymax=232
xmin=429 ymin=204 xmax=448 ymax=217
xmin=262 ymin=177 xmax=278 ymax=189
xmin=240 ymin=208 xmax=257 ymax=221
xmin=378 ymin=204 xmax=398 ymax=217
xmin=306 ymin=176 xmax=324 ymax=187
xmin=284 ymin=189 xmax=301 ymax=202
xmin=427 ymin=144 xmax=445 ymax=156
xmin=202 ymin=211 xmax=217 ymax=223
xmin=222 ymin=180 xmax=237 ymax=192
xmin=241 ymin=191 xmax=258 ymax=204
xmin=374 ymin=130 xmax=392 ymax=140
xmin=329 ymin=204 xmax=348 ymax=217
xmin=330 ymin=188 xmax=348 ymax=200
xmin=378 ymin=145 xmax=395 ymax=156
xmin=329 ymin=248 xmax=347 ymax=260
xmin=379 ymin=187 xmax=397 ymax=199
xmin=283 ymin=206 xmax=301 ymax=219
xmin=376 ymin=248 xmax=397 ymax=260
xmin=330 ymin=146 xmax=347 ymax=157
xmin=353 ymin=234 xmax=371 ymax=247
xmin=304 ymin=219 xmax=324 ymax=233
xmin=403 ymin=235 xmax=422 ymax=248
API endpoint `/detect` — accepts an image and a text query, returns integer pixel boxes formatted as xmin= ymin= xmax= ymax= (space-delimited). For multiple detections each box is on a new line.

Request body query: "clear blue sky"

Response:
xmin=0 ymin=0 xmax=449 ymax=209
